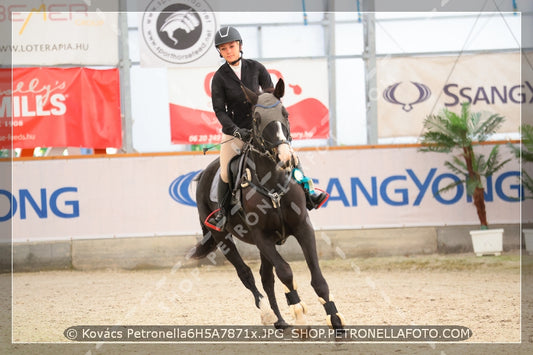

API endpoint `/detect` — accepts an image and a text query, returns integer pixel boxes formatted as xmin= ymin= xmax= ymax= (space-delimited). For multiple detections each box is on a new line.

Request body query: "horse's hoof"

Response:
xmin=274 ymin=320 xmax=290 ymax=330
xmin=289 ymin=301 xmax=308 ymax=325
xmin=327 ymin=312 xmax=346 ymax=330
xmin=258 ymin=298 xmax=277 ymax=325
xmin=261 ymin=311 xmax=277 ymax=325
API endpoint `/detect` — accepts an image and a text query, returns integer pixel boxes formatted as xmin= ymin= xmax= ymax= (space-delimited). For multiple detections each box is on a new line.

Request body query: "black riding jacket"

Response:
xmin=211 ymin=58 xmax=273 ymax=135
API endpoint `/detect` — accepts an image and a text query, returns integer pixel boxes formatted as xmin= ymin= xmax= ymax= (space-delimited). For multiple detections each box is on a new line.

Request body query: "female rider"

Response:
xmin=208 ymin=26 xmax=327 ymax=230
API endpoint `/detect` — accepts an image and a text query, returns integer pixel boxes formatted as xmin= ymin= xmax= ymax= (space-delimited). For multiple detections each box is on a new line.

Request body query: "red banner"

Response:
xmin=168 ymin=60 xmax=330 ymax=145
xmin=0 ymin=67 xmax=122 ymax=149
xmin=169 ymin=99 xmax=329 ymax=144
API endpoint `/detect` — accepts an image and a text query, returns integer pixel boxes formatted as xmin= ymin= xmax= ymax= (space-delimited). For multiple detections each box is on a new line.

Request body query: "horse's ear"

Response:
xmin=273 ymin=78 xmax=285 ymax=99
xmin=241 ymin=85 xmax=258 ymax=105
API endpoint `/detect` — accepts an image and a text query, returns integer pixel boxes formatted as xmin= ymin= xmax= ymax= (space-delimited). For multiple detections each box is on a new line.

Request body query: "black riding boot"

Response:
xmin=207 ymin=178 xmax=231 ymax=231
xmin=294 ymin=163 xmax=328 ymax=210
xmin=304 ymin=185 xmax=328 ymax=210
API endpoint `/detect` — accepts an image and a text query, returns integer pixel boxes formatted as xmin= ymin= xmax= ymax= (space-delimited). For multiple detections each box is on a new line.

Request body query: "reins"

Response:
xmin=202 ymin=136 xmax=238 ymax=154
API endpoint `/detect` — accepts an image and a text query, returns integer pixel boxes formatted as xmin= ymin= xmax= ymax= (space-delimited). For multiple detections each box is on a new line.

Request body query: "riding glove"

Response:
xmin=233 ymin=127 xmax=251 ymax=141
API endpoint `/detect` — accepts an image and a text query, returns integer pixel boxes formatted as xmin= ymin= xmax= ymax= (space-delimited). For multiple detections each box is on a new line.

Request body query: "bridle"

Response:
xmin=238 ymin=93 xmax=294 ymax=242
xmin=240 ymin=94 xmax=294 ymax=199
xmin=250 ymin=98 xmax=292 ymax=164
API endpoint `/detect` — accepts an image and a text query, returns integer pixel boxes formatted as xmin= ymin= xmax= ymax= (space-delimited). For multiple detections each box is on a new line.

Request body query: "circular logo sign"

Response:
xmin=142 ymin=0 xmax=217 ymax=64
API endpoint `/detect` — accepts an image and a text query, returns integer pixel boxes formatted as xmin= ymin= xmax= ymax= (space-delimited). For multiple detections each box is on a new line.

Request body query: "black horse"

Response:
xmin=187 ymin=79 xmax=345 ymax=330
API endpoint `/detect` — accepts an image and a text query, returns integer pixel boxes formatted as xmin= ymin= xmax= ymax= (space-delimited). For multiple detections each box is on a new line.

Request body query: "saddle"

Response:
xmin=209 ymin=148 xmax=251 ymax=206
xmin=206 ymin=148 xmax=291 ymax=245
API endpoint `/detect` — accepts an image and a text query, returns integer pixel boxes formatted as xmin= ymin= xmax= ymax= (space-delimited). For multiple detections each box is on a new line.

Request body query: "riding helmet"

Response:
xmin=214 ymin=26 xmax=242 ymax=48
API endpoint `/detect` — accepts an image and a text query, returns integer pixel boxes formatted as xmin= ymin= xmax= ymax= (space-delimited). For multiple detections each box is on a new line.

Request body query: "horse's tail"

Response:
xmin=186 ymin=229 xmax=217 ymax=260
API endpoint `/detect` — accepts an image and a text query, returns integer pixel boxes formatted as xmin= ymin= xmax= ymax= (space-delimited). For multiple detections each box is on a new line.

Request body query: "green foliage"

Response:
xmin=509 ymin=123 xmax=533 ymax=198
xmin=437 ymin=145 xmax=511 ymax=196
xmin=420 ymin=103 xmax=504 ymax=150
xmin=419 ymin=102 xmax=509 ymax=197
xmin=520 ymin=124 xmax=533 ymax=161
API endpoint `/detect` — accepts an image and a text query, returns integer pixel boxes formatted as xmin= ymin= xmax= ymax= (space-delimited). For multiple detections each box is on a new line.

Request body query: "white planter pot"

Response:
xmin=469 ymin=228 xmax=504 ymax=256
xmin=523 ymin=229 xmax=533 ymax=255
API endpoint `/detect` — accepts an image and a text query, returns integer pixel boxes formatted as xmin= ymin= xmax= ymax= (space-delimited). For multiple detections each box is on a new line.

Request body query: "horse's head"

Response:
xmin=241 ymin=79 xmax=294 ymax=169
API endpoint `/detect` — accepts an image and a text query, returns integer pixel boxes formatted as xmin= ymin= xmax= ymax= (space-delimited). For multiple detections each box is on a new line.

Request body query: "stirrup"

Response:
xmin=205 ymin=209 xmax=226 ymax=232
xmin=307 ymin=188 xmax=329 ymax=210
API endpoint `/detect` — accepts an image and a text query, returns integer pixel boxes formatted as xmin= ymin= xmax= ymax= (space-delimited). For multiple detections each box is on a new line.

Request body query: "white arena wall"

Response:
xmin=2 ymin=144 xmax=528 ymax=243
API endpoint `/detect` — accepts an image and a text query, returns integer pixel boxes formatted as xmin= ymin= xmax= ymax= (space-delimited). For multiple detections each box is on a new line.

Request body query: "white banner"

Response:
xmin=377 ymin=52 xmax=522 ymax=138
xmin=138 ymin=0 xmax=220 ymax=67
xmin=2 ymin=144 xmax=527 ymax=242
xmin=2 ymin=0 xmax=119 ymax=66
xmin=303 ymin=145 xmax=525 ymax=229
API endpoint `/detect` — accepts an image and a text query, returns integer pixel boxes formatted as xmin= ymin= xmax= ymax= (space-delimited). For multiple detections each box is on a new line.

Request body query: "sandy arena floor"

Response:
xmin=8 ymin=253 xmax=522 ymax=346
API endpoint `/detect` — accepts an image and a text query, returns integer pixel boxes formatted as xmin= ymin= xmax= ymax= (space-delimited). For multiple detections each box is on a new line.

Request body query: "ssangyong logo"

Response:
xmin=142 ymin=0 xmax=217 ymax=64
xmin=383 ymin=81 xmax=431 ymax=112
xmin=169 ymin=170 xmax=201 ymax=207
xmin=168 ymin=168 xmax=521 ymax=208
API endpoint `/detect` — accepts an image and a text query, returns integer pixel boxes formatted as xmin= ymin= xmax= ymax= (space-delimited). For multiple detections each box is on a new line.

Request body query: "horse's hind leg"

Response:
xmin=215 ymin=233 xmax=266 ymax=314
xmin=293 ymin=225 xmax=346 ymax=330
xmin=259 ymin=253 xmax=288 ymax=329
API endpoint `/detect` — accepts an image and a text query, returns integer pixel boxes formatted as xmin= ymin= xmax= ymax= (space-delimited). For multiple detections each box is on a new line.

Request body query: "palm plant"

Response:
xmin=419 ymin=102 xmax=510 ymax=229
xmin=509 ymin=123 xmax=533 ymax=198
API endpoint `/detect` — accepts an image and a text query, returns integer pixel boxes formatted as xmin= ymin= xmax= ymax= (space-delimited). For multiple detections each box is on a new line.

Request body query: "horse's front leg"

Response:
xmin=292 ymin=224 xmax=346 ymax=330
xmin=254 ymin=233 xmax=308 ymax=327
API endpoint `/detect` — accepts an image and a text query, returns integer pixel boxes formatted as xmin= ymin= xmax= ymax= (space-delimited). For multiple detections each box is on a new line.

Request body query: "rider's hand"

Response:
xmin=233 ymin=128 xmax=251 ymax=141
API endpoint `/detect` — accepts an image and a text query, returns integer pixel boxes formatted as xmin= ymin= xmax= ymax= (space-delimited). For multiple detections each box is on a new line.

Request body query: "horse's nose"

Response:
xmin=277 ymin=143 xmax=292 ymax=168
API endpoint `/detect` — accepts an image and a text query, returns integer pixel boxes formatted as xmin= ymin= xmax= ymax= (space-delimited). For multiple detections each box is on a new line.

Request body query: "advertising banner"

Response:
xmin=2 ymin=0 xmax=119 ymax=66
xmin=2 ymin=144 xmax=527 ymax=242
xmin=303 ymin=145 xmax=524 ymax=229
xmin=0 ymin=67 xmax=122 ymax=149
xmin=137 ymin=0 xmax=220 ymax=67
xmin=168 ymin=59 xmax=330 ymax=144
xmin=377 ymin=52 xmax=522 ymax=138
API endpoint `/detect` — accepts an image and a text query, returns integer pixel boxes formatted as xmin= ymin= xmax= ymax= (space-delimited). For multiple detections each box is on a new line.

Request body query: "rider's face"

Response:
xmin=218 ymin=41 xmax=241 ymax=65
